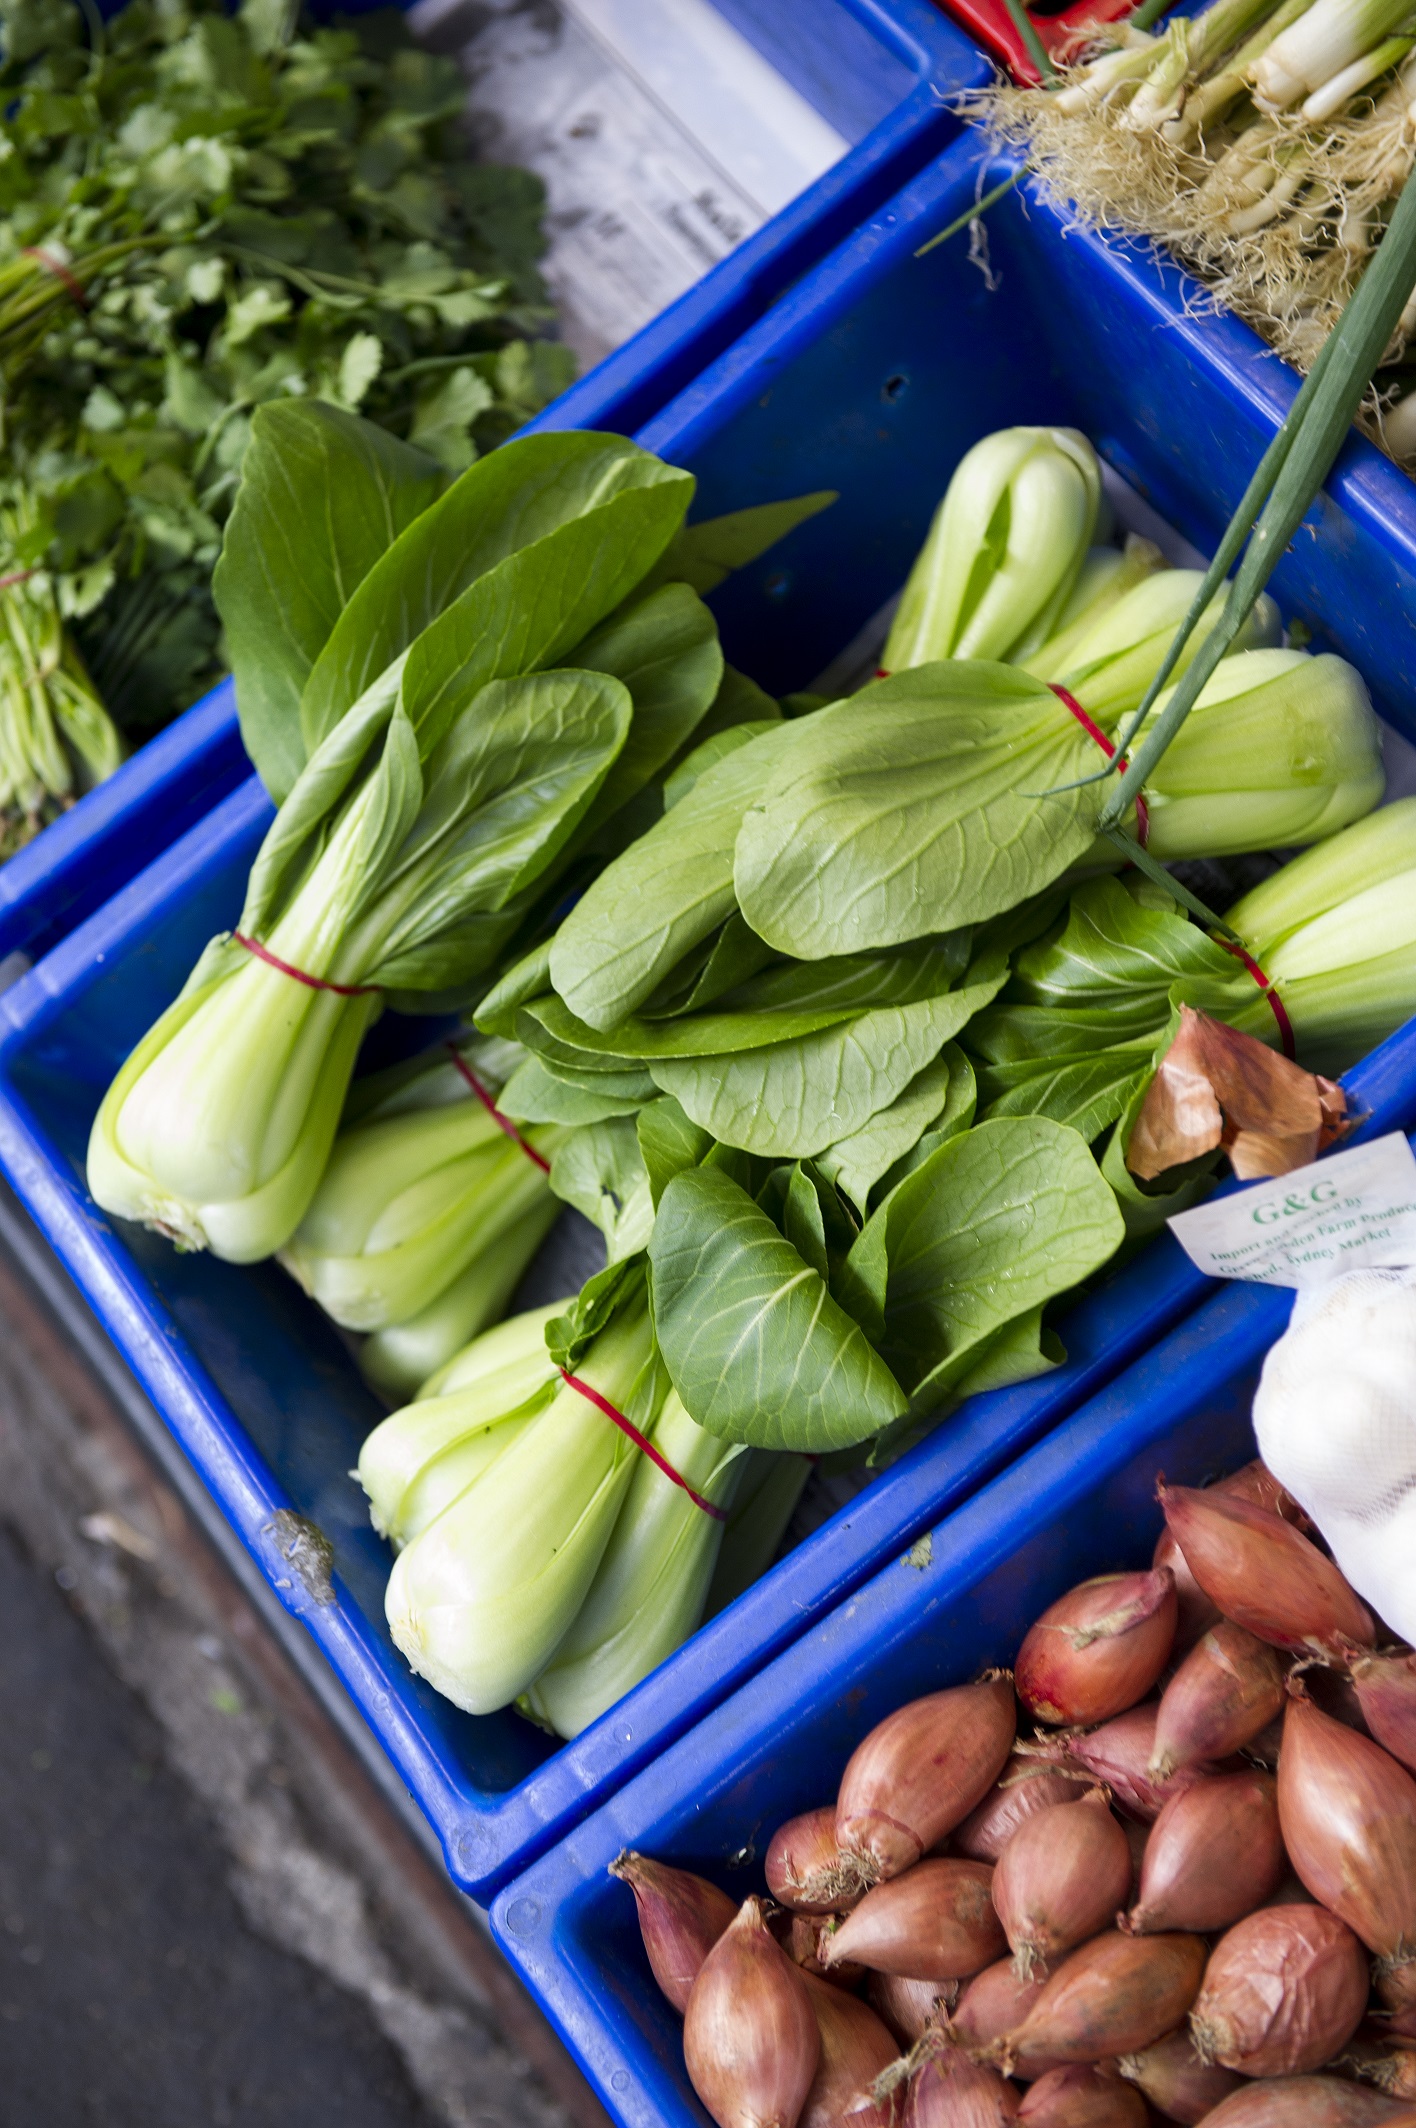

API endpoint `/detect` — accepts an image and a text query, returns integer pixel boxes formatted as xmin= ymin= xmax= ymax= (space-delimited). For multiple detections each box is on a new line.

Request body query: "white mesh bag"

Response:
xmin=1252 ymin=1267 xmax=1416 ymax=1644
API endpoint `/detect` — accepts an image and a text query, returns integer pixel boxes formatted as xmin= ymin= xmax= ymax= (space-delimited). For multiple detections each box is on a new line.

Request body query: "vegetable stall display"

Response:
xmin=618 ymin=1458 xmax=1416 ymax=2128
xmin=0 ymin=0 xmax=566 ymax=854
xmin=85 ymin=409 xmax=1416 ymax=1745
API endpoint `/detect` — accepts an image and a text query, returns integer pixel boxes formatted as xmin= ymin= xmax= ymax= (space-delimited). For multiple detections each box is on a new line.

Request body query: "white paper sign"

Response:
xmin=1167 ymin=1132 xmax=1416 ymax=1288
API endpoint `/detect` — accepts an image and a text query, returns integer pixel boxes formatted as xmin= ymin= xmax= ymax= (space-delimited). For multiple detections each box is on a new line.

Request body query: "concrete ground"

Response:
xmin=0 ymin=1229 xmax=608 ymax=2128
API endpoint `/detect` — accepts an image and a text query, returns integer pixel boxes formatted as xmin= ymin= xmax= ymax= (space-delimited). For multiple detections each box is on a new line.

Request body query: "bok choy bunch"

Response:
xmin=86 ymin=406 xmax=828 ymax=1265
xmin=384 ymin=1272 xmax=664 ymax=1715
xmin=281 ymin=1037 xmax=566 ymax=1398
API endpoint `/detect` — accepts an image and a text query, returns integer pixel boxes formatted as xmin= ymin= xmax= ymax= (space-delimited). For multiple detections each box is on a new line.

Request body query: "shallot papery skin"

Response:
xmin=1015 ymin=1571 xmax=1177 ymax=1727
xmin=1036 ymin=1705 xmax=1216 ymax=1821
xmin=1337 ymin=2035 xmax=1416 ymax=2099
xmin=1200 ymin=2074 xmax=1416 ymax=2128
xmin=822 ymin=1859 xmax=1006 ymax=1981
xmin=954 ymin=1755 xmax=1091 ymax=1864
xmin=1124 ymin=1769 xmax=1285 ymax=1935
xmin=1351 ymin=1653 xmax=1416 ymax=1776
xmin=609 ymin=1849 xmax=736 ymax=2012
xmin=684 ymin=1897 xmax=820 ymax=2128
xmin=993 ymin=1931 xmax=1208 ymax=2071
xmin=993 ymin=1792 xmax=1132 ymax=1978
xmin=835 ymin=1676 xmax=1016 ymax=1883
xmin=1017 ymin=2064 xmax=1146 ymax=2128
xmin=1189 ymin=1903 xmax=1369 ymax=2077
xmin=767 ymin=1808 xmax=858 ymax=1915
xmin=950 ymin=1956 xmax=1058 ymax=2074
xmin=867 ymin=1971 xmax=953 ymax=2048
xmin=907 ymin=2043 xmax=1020 ymax=2128
xmin=799 ymin=1972 xmax=898 ymax=2128
xmin=1155 ymin=1465 xmax=1310 ymax=1651
xmin=1277 ymin=1688 xmax=1416 ymax=1960
xmin=1117 ymin=2028 xmax=1244 ymax=2123
xmin=1150 ymin=1623 xmax=1288 ymax=1780
xmin=1158 ymin=1482 xmax=1375 ymax=1657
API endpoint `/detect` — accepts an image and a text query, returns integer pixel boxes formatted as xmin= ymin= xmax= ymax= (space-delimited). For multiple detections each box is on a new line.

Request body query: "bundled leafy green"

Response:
xmin=0 ymin=0 xmax=571 ymax=742
xmin=280 ymin=1037 xmax=566 ymax=1399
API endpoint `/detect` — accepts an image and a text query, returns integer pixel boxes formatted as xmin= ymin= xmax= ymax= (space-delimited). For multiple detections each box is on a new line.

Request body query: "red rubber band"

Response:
xmin=1050 ymin=684 xmax=1150 ymax=847
xmin=23 ymin=246 xmax=87 ymax=310
xmin=232 ymin=932 xmax=381 ymax=997
xmin=559 ymin=1369 xmax=728 ymax=1520
xmin=0 ymin=569 xmax=37 ymax=592
xmin=445 ymin=1045 xmax=551 ymax=1174
xmin=1217 ymin=939 xmax=1296 ymax=1061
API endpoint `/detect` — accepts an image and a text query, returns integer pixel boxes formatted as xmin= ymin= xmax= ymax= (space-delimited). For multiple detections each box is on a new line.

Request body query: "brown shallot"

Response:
xmin=609 ymin=1850 xmax=735 ymax=2013
xmin=1157 ymin=1482 xmax=1375 ymax=1658
xmin=783 ymin=1914 xmax=865 ymax=1988
xmin=1015 ymin=1572 xmax=1177 ymax=1727
xmin=993 ymin=1791 xmax=1132 ymax=1979
xmin=1117 ymin=2028 xmax=1244 ymax=2123
xmin=767 ymin=1808 xmax=859 ymax=1916
xmin=868 ymin=1972 xmax=953 ymax=2048
xmin=906 ymin=2040 xmax=1020 ymax=2128
xmin=1338 ymin=2034 xmax=1416 ymax=2100
xmin=954 ymin=1755 xmax=1092 ymax=1864
xmin=1150 ymin=1624 xmax=1288 ymax=1781
xmin=1017 ymin=2064 xmax=1145 ymax=2128
xmin=821 ymin=1859 xmax=1005 ymax=1981
xmin=684 ymin=1896 xmax=820 ymax=2128
xmin=1123 ymin=1769 xmax=1285 ymax=1935
xmin=1190 ymin=1904 xmax=1369 ymax=2077
xmin=1155 ymin=1464 xmax=1310 ymax=1651
xmin=1031 ymin=1705 xmax=1216 ymax=1821
xmin=1277 ymin=1686 xmax=1416 ymax=1963
xmin=1351 ymin=1653 xmax=1416 ymax=1776
xmin=1200 ymin=2075 xmax=1416 ymax=2128
xmin=835 ymin=1677 xmax=1016 ymax=1886
xmin=799 ymin=1973 xmax=897 ymax=2128
xmin=989 ymin=1931 xmax=1207 ymax=2071
xmin=950 ymin=1956 xmax=1058 ymax=2073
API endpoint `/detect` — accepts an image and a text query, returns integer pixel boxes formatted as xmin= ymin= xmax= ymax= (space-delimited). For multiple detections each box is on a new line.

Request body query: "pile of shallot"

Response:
xmin=610 ymin=1460 xmax=1416 ymax=2128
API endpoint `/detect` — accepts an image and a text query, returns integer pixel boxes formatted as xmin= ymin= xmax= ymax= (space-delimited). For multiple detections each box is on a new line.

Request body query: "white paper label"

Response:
xmin=1167 ymin=1132 xmax=1416 ymax=1288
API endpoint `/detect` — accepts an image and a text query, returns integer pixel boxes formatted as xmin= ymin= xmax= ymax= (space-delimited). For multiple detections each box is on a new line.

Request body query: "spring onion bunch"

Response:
xmin=280 ymin=1038 xmax=567 ymax=1399
xmin=981 ymin=0 xmax=1416 ymax=428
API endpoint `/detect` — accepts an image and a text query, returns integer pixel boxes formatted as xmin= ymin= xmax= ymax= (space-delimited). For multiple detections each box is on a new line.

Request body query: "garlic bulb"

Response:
xmin=1252 ymin=1268 xmax=1416 ymax=1643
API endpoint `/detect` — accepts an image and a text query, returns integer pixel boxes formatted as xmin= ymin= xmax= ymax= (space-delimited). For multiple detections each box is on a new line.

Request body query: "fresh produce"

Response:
xmin=615 ymin=1450 xmax=1416 ymax=2128
xmin=1014 ymin=1568 xmax=1178 ymax=1724
xmin=0 ymin=0 xmax=572 ymax=827
xmin=85 ymin=413 xmax=820 ymax=1265
xmin=607 ymin=1853 xmax=736 ymax=2015
xmin=1157 ymin=1481 xmax=1377 ymax=1655
xmin=981 ymin=0 xmax=1416 ymax=445
xmin=834 ymin=1676 xmax=1017 ymax=1885
xmin=683 ymin=1898 xmax=820 ymax=2128
xmin=279 ymin=1035 xmax=564 ymax=1396
xmin=1150 ymin=1623 xmax=1288 ymax=1776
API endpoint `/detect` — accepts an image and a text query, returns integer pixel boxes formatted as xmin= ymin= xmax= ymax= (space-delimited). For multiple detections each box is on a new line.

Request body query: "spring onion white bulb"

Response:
xmin=1251 ymin=0 xmax=1413 ymax=106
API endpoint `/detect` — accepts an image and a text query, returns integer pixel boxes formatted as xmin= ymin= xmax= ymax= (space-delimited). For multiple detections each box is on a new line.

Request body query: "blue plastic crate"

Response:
xmin=520 ymin=0 xmax=991 ymax=442
xmin=484 ymin=1238 xmax=1383 ymax=2128
xmin=0 ymin=0 xmax=986 ymax=971
xmin=6 ymin=125 xmax=1416 ymax=1902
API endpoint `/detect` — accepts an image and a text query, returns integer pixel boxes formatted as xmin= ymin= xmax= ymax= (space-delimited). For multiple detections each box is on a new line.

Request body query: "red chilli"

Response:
xmin=445 ymin=1045 xmax=551 ymax=1174
xmin=231 ymin=932 xmax=381 ymax=997
xmin=559 ymin=1369 xmax=727 ymax=1522
xmin=1049 ymin=684 xmax=1150 ymax=849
